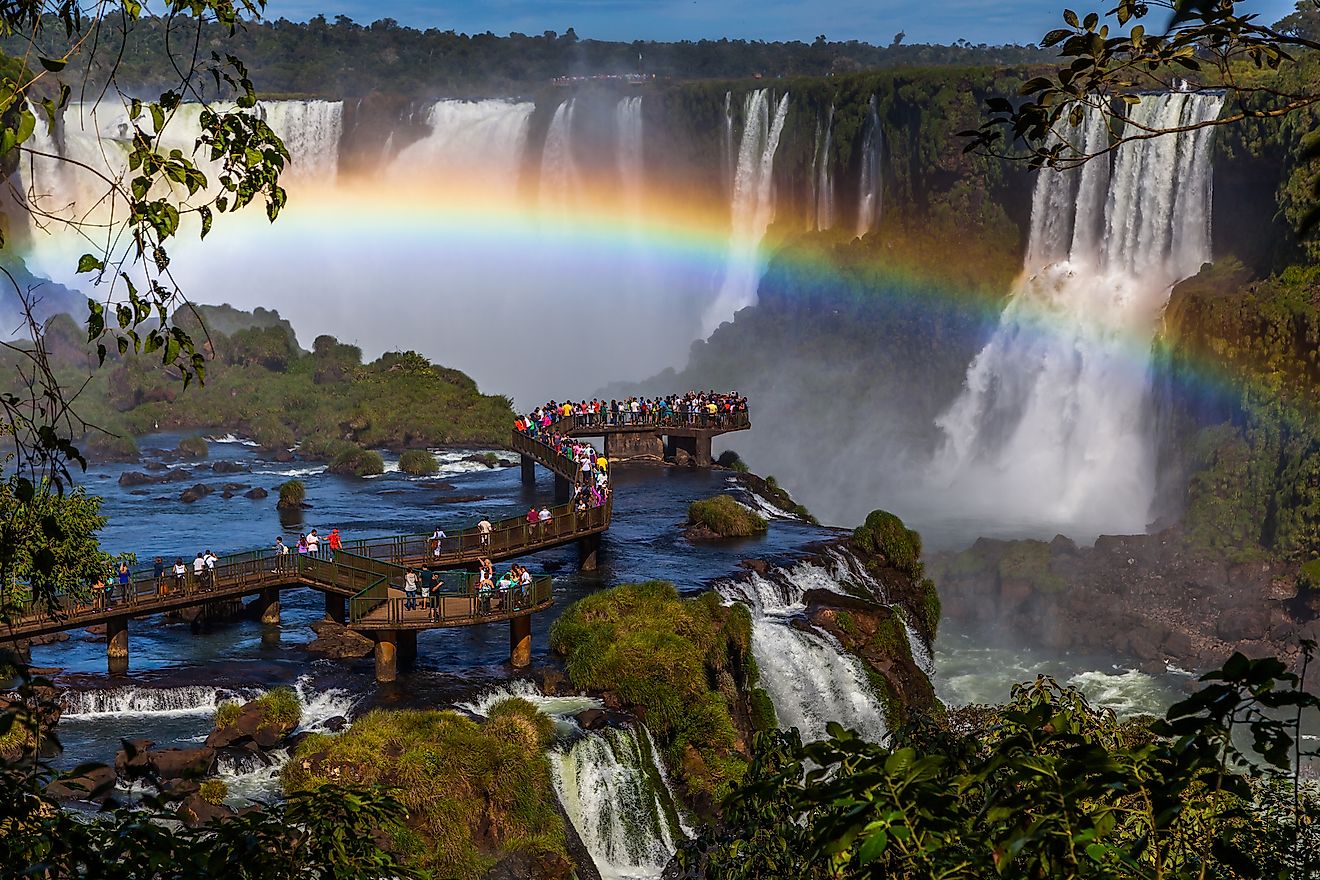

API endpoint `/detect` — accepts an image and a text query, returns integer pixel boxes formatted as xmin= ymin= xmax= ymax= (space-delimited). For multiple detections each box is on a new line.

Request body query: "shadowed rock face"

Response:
xmin=302 ymin=619 xmax=374 ymax=659
xmin=206 ymin=700 xmax=298 ymax=751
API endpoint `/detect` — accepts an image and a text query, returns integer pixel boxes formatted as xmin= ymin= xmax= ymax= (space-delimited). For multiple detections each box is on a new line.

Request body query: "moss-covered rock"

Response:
xmin=398 ymin=449 xmax=438 ymax=476
xmin=549 ymin=582 xmax=757 ymax=814
xmin=852 ymin=509 xmax=924 ymax=581
xmin=276 ymin=479 xmax=305 ymax=509
xmin=328 ymin=446 xmax=385 ymax=477
xmin=997 ymin=540 xmax=1066 ymax=594
xmin=687 ymin=495 xmax=767 ymax=539
xmin=177 ymin=436 xmax=209 ymax=459
xmin=282 ymin=700 xmax=573 ymax=879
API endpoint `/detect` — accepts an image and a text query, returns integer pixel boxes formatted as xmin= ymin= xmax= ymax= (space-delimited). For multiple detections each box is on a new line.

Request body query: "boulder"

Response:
xmin=244 ymin=487 xmax=269 ymax=500
xmin=303 ymin=618 xmax=374 ymax=660
xmin=673 ymin=448 xmax=692 ymax=467
xmin=114 ymin=738 xmax=155 ymax=777
xmin=212 ymin=461 xmax=250 ymax=474
xmin=160 ymin=469 xmax=195 ymax=483
xmin=177 ymin=792 xmax=237 ymax=827
xmin=117 ymin=471 xmax=159 ymax=487
xmin=206 ymin=700 xmax=299 ymax=751
xmin=323 ymin=715 xmax=348 ymax=733
xmin=574 ymin=708 xmax=608 ymax=731
xmin=179 ymin=484 xmax=214 ymax=504
xmin=273 ymin=450 xmax=294 ymax=462
xmin=146 ymin=746 xmax=216 ymax=780
xmin=143 ymin=461 xmax=169 ymax=472
xmin=46 ymin=764 xmax=117 ymax=802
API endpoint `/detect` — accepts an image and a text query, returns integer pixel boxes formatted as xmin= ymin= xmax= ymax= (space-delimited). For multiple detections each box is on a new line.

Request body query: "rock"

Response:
xmin=1049 ymin=534 xmax=1078 ymax=556
xmin=303 ymin=619 xmax=374 ymax=660
xmin=206 ymin=699 xmax=299 ymax=751
xmin=85 ymin=624 xmax=107 ymax=636
xmin=574 ymin=708 xmax=608 ymax=731
xmin=273 ymin=449 xmax=294 ymax=462
xmin=114 ymin=738 xmax=155 ymax=777
xmin=177 ymin=792 xmax=237 ymax=827
xmin=160 ymin=468 xmax=195 ymax=483
xmin=244 ymin=487 xmax=269 ymax=500
xmin=46 ymin=764 xmax=117 ymax=802
xmin=143 ymin=461 xmax=169 ymax=472
xmin=117 ymin=471 xmax=159 ymax=487
xmin=1217 ymin=607 xmax=1269 ymax=642
xmin=323 ymin=715 xmax=348 ymax=732
xmin=221 ymin=482 xmax=248 ymax=492
xmin=740 ymin=559 xmax=770 ymax=575
xmin=673 ymin=448 xmax=692 ymax=466
xmin=179 ymin=484 xmax=214 ymax=504
xmin=146 ymin=746 xmax=216 ymax=780
xmin=212 ymin=461 xmax=250 ymax=474
xmin=497 ymin=458 xmax=517 ymax=468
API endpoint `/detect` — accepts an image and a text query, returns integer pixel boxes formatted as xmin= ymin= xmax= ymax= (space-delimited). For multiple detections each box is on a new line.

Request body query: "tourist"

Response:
xmin=538 ymin=506 xmax=552 ymax=528
xmin=94 ymin=573 xmax=108 ymax=611
xmin=526 ymin=506 xmax=539 ymax=536
xmin=297 ymin=534 xmax=309 ymax=554
xmin=432 ymin=526 xmax=447 ymax=558
xmin=274 ymin=536 xmax=289 ymax=571
xmin=193 ymin=552 xmax=206 ymax=589
xmin=328 ymin=528 xmax=342 ymax=552
xmin=419 ymin=566 xmax=433 ymax=611
xmin=478 ymin=516 xmax=493 ymax=548
xmin=404 ymin=568 xmax=418 ymax=611
xmin=204 ymin=549 xmax=218 ymax=589
xmin=117 ymin=561 xmax=131 ymax=603
xmin=307 ymin=529 xmax=320 ymax=555
xmin=430 ymin=572 xmax=445 ymax=621
xmin=173 ymin=558 xmax=187 ymax=593
xmin=153 ymin=556 xmax=166 ymax=594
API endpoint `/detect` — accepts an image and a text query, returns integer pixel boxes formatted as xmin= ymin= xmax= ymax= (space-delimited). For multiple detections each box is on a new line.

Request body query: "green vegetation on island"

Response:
xmin=687 ymin=495 xmax=768 ymax=538
xmin=398 ymin=449 xmax=439 ymax=476
xmin=276 ymin=480 xmax=306 ymax=509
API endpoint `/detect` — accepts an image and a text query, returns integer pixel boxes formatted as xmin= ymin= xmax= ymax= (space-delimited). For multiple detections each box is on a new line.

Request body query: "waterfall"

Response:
xmin=615 ymin=96 xmax=645 ymax=216
xmin=811 ymin=104 xmax=835 ymax=231
xmin=61 ymin=684 xmax=255 ymax=718
xmin=540 ymin=98 xmax=581 ymax=214
xmin=387 ymin=99 xmax=533 ymax=200
xmin=701 ymin=88 xmax=789 ymax=336
xmin=550 ymin=725 xmax=686 ymax=879
xmin=855 ymin=95 xmax=882 ymax=237
xmin=716 ymin=549 xmax=896 ymax=743
xmin=460 ymin=681 xmax=688 ymax=879
xmin=932 ymin=92 xmax=1224 ymax=541
xmin=257 ymin=100 xmax=343 ymax=181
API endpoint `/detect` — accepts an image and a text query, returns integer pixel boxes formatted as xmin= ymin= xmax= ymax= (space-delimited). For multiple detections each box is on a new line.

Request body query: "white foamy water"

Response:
xmin=856 ymin=94 xmax=883 ymax=237
xmin=932 ymin=93 xmax=1224 ymax=541
xmin=61 ymin=685 xmax=256 ymax=719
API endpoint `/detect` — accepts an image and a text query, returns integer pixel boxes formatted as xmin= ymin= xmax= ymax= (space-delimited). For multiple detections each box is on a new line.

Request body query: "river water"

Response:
xmin=23 ymin=433 xmax=1184 ymax=831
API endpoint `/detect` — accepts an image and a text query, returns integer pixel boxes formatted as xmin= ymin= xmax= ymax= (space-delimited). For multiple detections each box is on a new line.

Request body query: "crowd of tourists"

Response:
xmin=514 ymin=409 xmax=611 ymax=512
xmin=399 ymin=558 xmax=534 ymax=618
xmin=515 ymin=391 xmax=748 ymax=432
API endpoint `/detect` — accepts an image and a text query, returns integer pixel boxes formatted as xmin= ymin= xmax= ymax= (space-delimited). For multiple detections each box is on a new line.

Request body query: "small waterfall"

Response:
xmin=716 ymin=550 xmax=896 ymax=743
xmin=256 ymin=100 xmax=343 ymax=181
xmin=540 ymin=98 xmax=581 ymax=215
xmin=701 ymin=88 xmax=790 ymax=336
xmin=550 ymin=725 xmax=686 ymax=879
xmin=616 ymin=96 xmax=645 ymax=216
xmin=61 ymin=685 xmax=255 ymax=718
xmin=809 ymin=104 xmax=835 ymax=231
xmin=388 ymin=99 xmax=533 ymax=200
xmin=855 ymin=95 xmax=883 ymax=237
xmin=721 ymin=91 xmax=736 ymax=196
xmin=932 ymin=92 xmax=1223 ymax=540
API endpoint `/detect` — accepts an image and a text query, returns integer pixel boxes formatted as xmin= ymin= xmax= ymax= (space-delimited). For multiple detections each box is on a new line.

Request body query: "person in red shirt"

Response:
xmin=328 ymin=528 xmax=343 ymax=551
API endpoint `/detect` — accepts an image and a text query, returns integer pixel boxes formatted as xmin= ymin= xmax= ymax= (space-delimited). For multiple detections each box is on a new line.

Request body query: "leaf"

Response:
xmin=76 ymin=254 xmax=105 ymax=274
xmin=1064 ymin=8 xmax=1080 ymax=27
xmin=38 ymin=56 xmax=67 ymax=72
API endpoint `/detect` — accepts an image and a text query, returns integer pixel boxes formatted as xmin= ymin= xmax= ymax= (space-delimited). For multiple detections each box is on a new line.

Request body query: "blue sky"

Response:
xmin=263 ymin=0 xmax=1298 ymax=46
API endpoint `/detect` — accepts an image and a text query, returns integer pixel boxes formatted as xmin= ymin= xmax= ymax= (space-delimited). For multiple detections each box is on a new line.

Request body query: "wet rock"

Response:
xmin=739 ymin=558 xmax=770 ymax=575
xmin=160 ymin=469 xmax=195 ymax=483
xmin=323 ymin=715 xmax=348 ymax=732
xmin=244 ymin=487 xmax=269 ymax=500
xmin=302 ymin=619 xmax=374 ymax=660
xmin=46 ymin=764 xmax=117 ymax=802
xmin=673 ymin=448 xmax=692 ymax=467
xmin=273 ymin=449 xmax=294 ymax=462
xmin=212 ymin=460 xmax=250 ymax=474
xmin=85 ymin=624 xmax=107 ymax=636
xmin=117 ymin=471 xmax=159 ymax=487
xmin=207 ymin=700 xmax=299 ymax=751
xmin=179 ymin=484 xmax=214 ymax=504
xmin=146 ymin=746 xmax=216 ymax=780
xmin=574 ymin=708 xmax=607 ymax=731
xmin=114 ymin=739 xmax=155 ymax=777
xmin=221 ymin=483 xmax=248 ymax=492
xmin=143 ymin=461 xmax=169 ymax=472
xmin=177 ymin=792 xmax=237 ymax=826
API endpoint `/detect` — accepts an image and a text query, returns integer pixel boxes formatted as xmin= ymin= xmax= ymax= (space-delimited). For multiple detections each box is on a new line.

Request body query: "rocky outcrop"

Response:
xmin=803 ymin=589 xmax=939 ymax=725
xmin=207 ymin=697 xmax=300 ymax=751
xmin=303 ymin=619 xmax=374 ymax=659
xmin=243 ymin=487 xmax=269 ymax=500
xmin=179 ymin=483 xmax=214 ymax=503
xmin=931 ymin=526 xmax=1310 ymax=673
xmin=46 ymin=764 xmax=117 ymax=802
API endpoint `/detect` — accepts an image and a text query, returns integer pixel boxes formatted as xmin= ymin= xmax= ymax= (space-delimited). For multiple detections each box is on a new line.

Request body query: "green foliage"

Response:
xmin=254 ymin=686 xmax=302 ymax=728
xmin=198 ymin=777 xmax=228 ymax=805
xmin=0 ymin=477 xmax=122 ymax=619
xmin=282 ymin=705 xmax=568 ymax=878
xmin=329 ymin=446 xmax=385 ymax=478
xmin=550 ymin=582 xmax=755 ymax=805
xmin=1300 ymin=558 xmax=1320 ymax=592
xmin=997 ymin=540 xmax=1065 ymax=593
xmin=681 ymin=647 xmax=1320 ymax=880
xmin=213 ymin=700 xmax=241 ymax=729
xmin=176 ymin=436 xmax=208 ymax=459
xmin=749 ymin=688 xmax=777 ymax=732
xmin=397 ymin=449 xmax=438 ymax=476
xmin=688 ymin=495 xmax=768 ymax=538
xmin=277 ymin=479 xmax=305 ymax=509
xmin=851 ymin=509 xmax=924 ymax=580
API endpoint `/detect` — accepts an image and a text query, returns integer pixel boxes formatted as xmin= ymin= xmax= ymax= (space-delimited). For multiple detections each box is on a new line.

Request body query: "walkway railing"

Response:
xmin=348 ymin=570 xmax=553 ymax=627
xmin=525 ymin=409 xmax=751 ymax=433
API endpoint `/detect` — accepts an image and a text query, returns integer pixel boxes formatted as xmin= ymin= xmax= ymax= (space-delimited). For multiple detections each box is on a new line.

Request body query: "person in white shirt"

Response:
xmin=538 ymin=507 xmax=552 ymax=524
xmin=306 ymin=529 xmax=320 ymax=555
xmin=172 ymin=558 xmax=187 ymax=593
xmin=431 ymin=527 xmax=447 ymax=558
xmin=478 ymin=518 xmax=492 ymax=548
xmin=193 ymin=552 xmax=205 ymax=589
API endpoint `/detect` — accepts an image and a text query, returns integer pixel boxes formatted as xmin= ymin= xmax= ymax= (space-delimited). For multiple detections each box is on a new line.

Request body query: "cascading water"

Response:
xmin=701 ymin=88 xmax=789 ymax=336
xmin=716 ymin=549 xmax=901 ymax=743
xmin=460 ymin=681 xmax=689 ymax=880
xmin=60 ymin=684 xmax=256 ymax=718
xmin=540 ymin=98 xmax=581 ymax=215
xmin=550 ymin=725 xmax=687 ymax=880
xmin=387 ymin=98 xmax=533 ymax=199
xmin=931 ymin=92 xmax=1223 ymax=541
xmin=615 ymin=96 xmax=645 ymax=216
xmin=855 ymin=95 xmax=882 ymax=237
xmin=810 ymin=104 xmax=836 ymax=231
xmin=258 ymin=100 xmax=343 ymax=181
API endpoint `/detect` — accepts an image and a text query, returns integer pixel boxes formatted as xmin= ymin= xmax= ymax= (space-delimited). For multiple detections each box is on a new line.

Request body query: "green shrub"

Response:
xmin=214 ymin=700 xmax=242 ymax=729
xmin=749 ymin=688 xmax=777 ymax=732
xmin=851 ymin=509 xmax=923 ymax=580
xmin=997 ymin=541 xmax=1065 ymax=594
xmin=282 ymin=707 xmax=569 ymax=877
xmin=177 ymin=436 xmax=209 ymax=459
xmin=481 ymin=452 xmax=499 ymax=467
xmin=398 ymin=449 xmax=438 ymax=476
xmin=1301 ymin=558 xmax=1320 ymax=592
xmin=254 ymin=686 xmax=302 ymax=728
xmin=277 ymin=479 xmax=305 ymax=509
xmin=329 ymin=446 xmax=385 ymax=477
xmin=688 ymin=495 xmax=767 ymax=538
xmin=199 ymin=777 xmax=229 ymax=805
xmin=550 ymin=582 xmax=755 ymax=804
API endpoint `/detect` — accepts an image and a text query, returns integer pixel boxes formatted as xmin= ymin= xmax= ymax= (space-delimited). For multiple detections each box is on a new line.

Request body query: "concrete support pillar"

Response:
xmin=259 ymin=587 xmax=281 ymax=625
xmin=106 ymin=617 xmax=128 ymax=676
xmin=510 ymin=615 xmax=532 ymax=668
xmin=694 ymin=435 xmax=713 ymax=468
xmin=520 ymin=454 xmax=536 ymax=485
xmin=578 ymin=533 xmax=601 ymax=572
xmin=399 ymin=630 xmax=417 ymax=667
xmin=324 ymin=593 xmax=346 ymax=624
xmin=554 ymin=474 xmax=570 ymax=503
xmin=374 ymin=631 xmax=398 ymax=683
